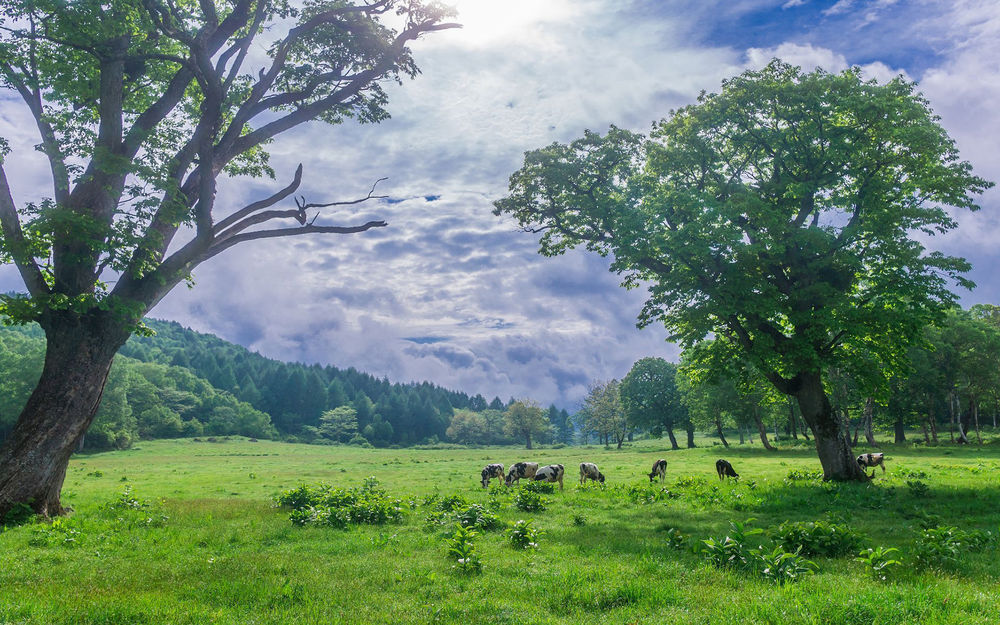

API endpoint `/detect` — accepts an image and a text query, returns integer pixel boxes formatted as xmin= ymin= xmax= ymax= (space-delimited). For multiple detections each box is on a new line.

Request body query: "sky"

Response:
xmin=1 ymin=0 xmax=998 ymax=409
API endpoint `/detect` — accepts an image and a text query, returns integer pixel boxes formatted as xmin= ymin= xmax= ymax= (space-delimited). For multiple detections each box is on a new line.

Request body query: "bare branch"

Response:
xmin=204 ymin=220 xmax=387 ymax=261
xmin=212 ymin=164 xmax=304 ymax=235
xmin=295 ymin=177 xmax=388 ymax=210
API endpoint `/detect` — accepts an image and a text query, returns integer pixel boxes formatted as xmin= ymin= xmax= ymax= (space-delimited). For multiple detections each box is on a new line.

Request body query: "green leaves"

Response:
xmin=496 ymin=60 xmax=993 ymax=397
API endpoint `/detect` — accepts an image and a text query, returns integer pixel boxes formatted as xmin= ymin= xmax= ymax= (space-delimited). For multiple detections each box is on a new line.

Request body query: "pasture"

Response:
xmin=2 ymin=438 xmax=1000 ymax=624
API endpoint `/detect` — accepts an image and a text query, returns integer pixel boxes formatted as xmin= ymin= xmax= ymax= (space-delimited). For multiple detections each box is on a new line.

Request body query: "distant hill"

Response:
xmin=1 ymin=320 xmax=506 ymax=450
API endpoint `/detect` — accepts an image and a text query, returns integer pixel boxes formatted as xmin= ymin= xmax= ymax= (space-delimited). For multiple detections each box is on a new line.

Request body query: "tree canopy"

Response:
xmin=496 ymin=61 xmax=992 ymax=479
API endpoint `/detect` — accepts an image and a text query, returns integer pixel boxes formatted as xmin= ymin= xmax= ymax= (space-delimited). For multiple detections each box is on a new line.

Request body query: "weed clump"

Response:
xmin=513 ymin=488 xmax=547 ymax=512
xmin=276 ymin=477 xmax=404 ymax=528
xmin=508 ymin=519 xmax=541 ymax=550
xmin=770 ymin=520 xmax=864 ymax=557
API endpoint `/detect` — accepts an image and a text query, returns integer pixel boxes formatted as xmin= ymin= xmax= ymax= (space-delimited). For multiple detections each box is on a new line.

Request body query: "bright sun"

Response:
xmin=447 ymin=0 xmax=573 ymax=44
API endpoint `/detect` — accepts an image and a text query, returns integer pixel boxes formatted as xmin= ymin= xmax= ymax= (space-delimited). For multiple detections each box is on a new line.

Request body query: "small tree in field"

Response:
xmin=0 ymin=0 xmax=458 ymax=517
xmin=503 ymin=400 xmax=549 ymax=450
xmin=620 ymin=357 xmax=690 ymax=449
xmin=495 ymin=61 xmax=992 ymax=480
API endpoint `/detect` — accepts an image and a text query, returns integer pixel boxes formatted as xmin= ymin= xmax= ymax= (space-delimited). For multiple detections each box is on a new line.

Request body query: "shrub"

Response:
xmin=28 ymin=517 xmax=82 ymax=547
xmin=572 ymin=514 xmax=587 ymax=526
xmin=455 ymin=504 xmax=504 ymax=531
xmin=276 ymin=478 xmax=404 ymax=528
xmin=447 ymin=524 xmax=482 ymax=573
xmin=508 ymin=519 xmax=542 ymax=550
xmin=523 ymin=481 xmax=555 ymax=495
xmin=784 ymin=469 xmax=823 ymax=482
xmin=770 ymin=520 xmax=864 ymax=557
xmin=914 ymin=526 xmax=964 ymax=569
xmin=513 ymin=488 xmax=547 ymax=512
xmin=756 ymin=546 xmax=817 ymax=585
xmin=0 ymin=502 xmax=35 ymax=528
xmin=856 ymin=547 xmax=902 ymax=581
xmin=906 ymin=480 xmax=931 ymax=498
xmin=698 ymin=519 xmax=763 ymax=571
xmin=435 ymin=494 xmax=469 ymax=513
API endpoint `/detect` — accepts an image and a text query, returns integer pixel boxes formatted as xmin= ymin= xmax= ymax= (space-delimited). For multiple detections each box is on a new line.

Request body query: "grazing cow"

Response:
xmin=533 ymin=464 xmax=565 ymax=490
xmin=856 ymin=452 xmax=886 ymax=474
xmin=505 ymin=461 xmax=539 ymax=486
xmin=716 ymin=459 xmax=739 ymax=480
xmin=579 ymin=462 xmax=605 ymax=485
xmin=480 ymin=463 xmax=505 ymax=488
xmin=648 ymin=459 xmax=667 ymax=483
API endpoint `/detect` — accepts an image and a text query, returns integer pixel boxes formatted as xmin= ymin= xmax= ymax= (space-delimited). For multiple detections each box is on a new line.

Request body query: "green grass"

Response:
xmin=3 ymin=437 xmax=1000 ymax=624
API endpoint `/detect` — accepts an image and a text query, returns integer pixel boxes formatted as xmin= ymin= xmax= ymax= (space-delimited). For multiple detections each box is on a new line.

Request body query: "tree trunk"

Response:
xmin=525 ymin=432 xmax=532 ymax=450
xmin=921 ymin=421 xmax=930 ymax=444
xmin=956 ymin=394 xmax=971 ymax=444
xmin=893 ymin=417 xmax=906 ymax=444
xmin=0 ymin=314 xmax=128 ymax=518
xmin=794 ymin=371 xmax=868 ymax=481
xmin=738 ymin=425 xmax=745 ymax=445
xmin=972 ymin=396 xmax=982 ymax=445
xmin=863 ymin=397 xmax=877 ymax=448
xmin=948 ymin=390 xmax=957 ymax=442
xmin=788 ymin=399 xmax=798 ymax=440
xmin=753 ymin=407 xmax=776 ymax=451
xmin=665 ymin=427 xmax=680 ymax=450
xmin=715 ymin=412 xmax=729 ymax=448
xmin=685 ymin=421 xmax=696 ymax=448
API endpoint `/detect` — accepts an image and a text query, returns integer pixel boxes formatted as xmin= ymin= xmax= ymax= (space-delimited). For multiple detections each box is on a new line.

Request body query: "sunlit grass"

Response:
xmin=3 ymin=437 xmax=1000 ymax=624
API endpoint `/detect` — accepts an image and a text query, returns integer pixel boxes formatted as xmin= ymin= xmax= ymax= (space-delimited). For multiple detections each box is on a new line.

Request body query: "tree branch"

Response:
xmin=204 ymin=220 xmax=387 ymax=261
xmin=0 ymin=164 xmax=49 ymax=297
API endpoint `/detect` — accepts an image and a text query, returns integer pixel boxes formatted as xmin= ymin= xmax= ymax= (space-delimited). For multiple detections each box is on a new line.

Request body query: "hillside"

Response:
xmin=0 ymin=320 xmax=506 ymax=450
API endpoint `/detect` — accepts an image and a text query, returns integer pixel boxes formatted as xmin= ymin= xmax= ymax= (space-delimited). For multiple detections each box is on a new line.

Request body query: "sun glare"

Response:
xmin=447 ymin=0 xmax=575 ymax=44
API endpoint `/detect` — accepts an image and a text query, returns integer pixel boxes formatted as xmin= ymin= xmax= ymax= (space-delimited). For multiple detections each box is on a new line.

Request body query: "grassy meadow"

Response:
xmin=2 ymin=437 xmax=1000 ymax=624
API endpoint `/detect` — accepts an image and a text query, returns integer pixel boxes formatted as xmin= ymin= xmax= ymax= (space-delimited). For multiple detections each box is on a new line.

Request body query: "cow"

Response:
xmin=856 ymin=452 xmax=885 ymax=474
xmin=579 ymin=462 xmax=605 ymax=485
xmin=716 ymin=459 xmax=739 ymax=480
xmin=505 ymin=461 xmax=539 ymax=486
xmin=480 ymin=463 xmax=505 ymax=488
xmin=533 ymin=464 xmax=565 ymax=490
xmin=648 ymin=459 xmax=667 ymax=483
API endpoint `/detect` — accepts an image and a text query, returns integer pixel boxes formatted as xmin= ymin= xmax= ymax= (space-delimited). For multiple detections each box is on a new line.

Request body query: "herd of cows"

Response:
xmin=479 ymin=452 xmax=887 ymax=489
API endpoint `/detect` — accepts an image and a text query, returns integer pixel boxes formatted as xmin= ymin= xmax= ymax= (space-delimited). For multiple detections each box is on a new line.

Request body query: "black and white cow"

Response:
xmin=716 ymin=459 xmax=739 ymax=480
xmin=505 ymin=461 xmax=539 ymax=486
xmin=579 ymin=462 xmax=605 ymax=485
xmin=533 ymin=464 xmax=565 ymax=490
xmin=480 ymin=463 xmax=505 ymax=488
xmin=648 ymin=459 xmax=667 ymax=483
xmin=856 ymin=452 xmax=885 ymax=474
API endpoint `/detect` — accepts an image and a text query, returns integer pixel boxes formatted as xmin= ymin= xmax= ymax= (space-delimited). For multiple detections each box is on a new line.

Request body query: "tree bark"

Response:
xmin=738 ymin=425 xmax=745 ymax=445
xmin=921 ymin=421 xmax=930 ymax=444
xmin=788 ymin=399 xmax=798 ymax=440
xmin=665 ymin=427 xmax=680 ymax=450
xmin=862 ymin=397 xmax=877 ymax=447
xmin=525 ymin=432 xmax=532 ymax=450
xmin=893 ymin=417 xmax=906 ymax=444
xmin=753 ymin=407 xmax=776 ymax=451
xmin=972 ymin=396 xmax=982 ymax=445
xmin=685 ymin=421 xmax=696 ymax=448
xmin=794 ymin=371 xmax=868 ymax=481
xmin=714 ymin=411 xmax=729 ymax=448
xmin=0 ymin=313 xmax=129 ymax=518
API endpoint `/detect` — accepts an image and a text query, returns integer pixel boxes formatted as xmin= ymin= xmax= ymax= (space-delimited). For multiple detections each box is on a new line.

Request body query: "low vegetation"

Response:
xmin=3 ymin=438 xmax=1000 ymax=624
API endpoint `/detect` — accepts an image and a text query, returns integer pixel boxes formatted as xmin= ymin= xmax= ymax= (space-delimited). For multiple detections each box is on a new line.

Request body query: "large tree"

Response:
xmin=495 ymin=62 xmax=991 ymax=480
xmin=503 ymin=400 xmax=549 ymax=450
xmin=620 ymin=357 xmax=689 ymax=449
xmin=0 ymin=0 xmax=458 ymax=517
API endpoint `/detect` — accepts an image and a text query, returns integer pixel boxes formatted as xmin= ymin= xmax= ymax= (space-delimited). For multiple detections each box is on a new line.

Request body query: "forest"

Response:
xmin=0 ymin=319 xmax=572 ymax=450
xmin=2 ymin=304 xmax=996 ymax=453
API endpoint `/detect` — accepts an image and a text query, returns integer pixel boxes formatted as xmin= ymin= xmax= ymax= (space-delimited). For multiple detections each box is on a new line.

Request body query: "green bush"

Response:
xmin=523 ymin=481 xmax=555 ymax=495
xmin=508 ymin=519 xmax=542 ymax=550
xmin=513 ymin=488 xmax=547 ymax=512
xmin=856 ymin=547 xmax=902 ymax=581
xmin=770 ymin=520 xmax=864 ymax=557
xmin=447 ymin=524 xmax=482 ymax=573
xmin=914 ymin=526 xmax=964 ymax=569
xmin=276 ymin=478 xmax=404 ymax=528
xmin=455 ymin=504 xmax=503 ymax=531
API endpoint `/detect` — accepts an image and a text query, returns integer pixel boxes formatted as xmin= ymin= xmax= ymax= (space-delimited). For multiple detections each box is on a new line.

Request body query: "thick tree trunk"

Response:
xmin=893 ymin=418 xmax=906 ymax=443
xmin=794 ymin=372 xmax=867 ymax=481
xmin=714 ymin=412 xmax=729 ymax=448
xmin=0 ymin=314 xmax=128 ymax=518
xmin=665 ymin=427 xmax=680 ymax=450
xmin=753 ymin=407 xmax=776 ymax=451
xmin=685 ymin=421 xmax=696 ymax=448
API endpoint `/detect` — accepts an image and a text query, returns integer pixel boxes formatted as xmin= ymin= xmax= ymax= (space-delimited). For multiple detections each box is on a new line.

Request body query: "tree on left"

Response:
xmin=0 ymin=0 xmax=459 ymax=519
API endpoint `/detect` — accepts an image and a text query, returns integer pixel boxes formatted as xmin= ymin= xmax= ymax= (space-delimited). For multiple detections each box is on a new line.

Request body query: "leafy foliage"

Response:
xmin=276 ymin=478 xmax=404 ymax=528
xmin=856 ymin=547 xmax=902 ymax=581
xmin=508 ymin=519 xmax=542 ymax=550
xmin=770 ymin=520 xmax=864 ymax=557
